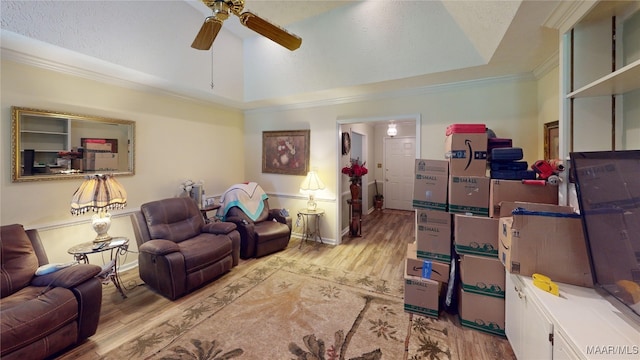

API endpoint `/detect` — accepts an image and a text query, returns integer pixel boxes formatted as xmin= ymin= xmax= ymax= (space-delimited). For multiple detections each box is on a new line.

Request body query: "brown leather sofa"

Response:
xmin=225 ymin=199 xmax=292 ymax=259
xmin=0 ymin=224 xmax=103 ymax=360
xmin=131 ymin=197 xmax=241 ymax=300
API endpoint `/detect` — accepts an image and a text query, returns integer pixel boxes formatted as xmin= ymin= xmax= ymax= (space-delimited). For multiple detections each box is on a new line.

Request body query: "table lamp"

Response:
xmin=300 ymin=170 xmax=325 ymax=211
xmin=70 ymin=174 xmax=127 ymax=243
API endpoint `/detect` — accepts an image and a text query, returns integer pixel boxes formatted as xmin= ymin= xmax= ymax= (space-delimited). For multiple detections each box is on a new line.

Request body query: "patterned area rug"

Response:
xmin=103 ymin=256 xmax=457 ymax=360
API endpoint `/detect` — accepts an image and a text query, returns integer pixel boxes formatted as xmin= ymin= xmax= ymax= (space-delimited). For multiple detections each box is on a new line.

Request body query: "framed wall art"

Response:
xmin=262 ymin=130 xmax=310 ymax=175
xmin=342 ymin=132 xmax=351 ymax=155
xmin=544 ymin=120 xmax=559 ymax=160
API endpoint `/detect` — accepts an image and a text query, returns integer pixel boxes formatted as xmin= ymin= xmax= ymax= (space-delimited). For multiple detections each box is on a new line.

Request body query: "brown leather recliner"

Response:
xmin=0 ymin=224 xmax=103 ymax=360
xmin=225 ymin=199 xmax=292 ymax=259
xmin=131 ymin=197 xmax=241 ymax=300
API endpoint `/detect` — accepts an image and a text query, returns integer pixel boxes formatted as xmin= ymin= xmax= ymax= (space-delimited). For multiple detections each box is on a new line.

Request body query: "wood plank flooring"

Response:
xmin=56 ymin=209 xmax=515 ymax=359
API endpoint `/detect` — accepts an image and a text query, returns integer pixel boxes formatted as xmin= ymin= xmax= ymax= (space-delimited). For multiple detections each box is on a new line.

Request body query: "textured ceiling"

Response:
xmin=0 ymin=0 xmax=561 ymax=109
xmin=186 ymin=0 xmax=356 ymax=37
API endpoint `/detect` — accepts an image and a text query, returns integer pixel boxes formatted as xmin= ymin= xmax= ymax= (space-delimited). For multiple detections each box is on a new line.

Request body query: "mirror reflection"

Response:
xmin=11 ymin=107 xmax=135 ymax=182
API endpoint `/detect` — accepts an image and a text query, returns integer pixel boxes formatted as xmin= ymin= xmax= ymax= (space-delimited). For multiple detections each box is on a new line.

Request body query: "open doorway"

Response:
xmin=336 ymin=114 xmax=421 ymax=244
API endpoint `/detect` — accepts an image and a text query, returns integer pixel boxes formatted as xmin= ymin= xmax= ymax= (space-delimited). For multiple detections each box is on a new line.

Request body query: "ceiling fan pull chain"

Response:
xmin=210 ymin=48 xmax=215 ymax=89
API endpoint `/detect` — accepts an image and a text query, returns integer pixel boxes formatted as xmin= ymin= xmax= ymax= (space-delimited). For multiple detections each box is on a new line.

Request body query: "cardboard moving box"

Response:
xmin=498 ymin=203 xmax=593 ymax=287
xmin=458 ymin=289 xmax=505 ymax=337
xmin=445 ymin=132 xmax=488 ymax=177
xmin=489 ymin=179 xmax=558 ymax=217
xmin=404 ymin=271 xmax=440 ymax=318
xmin=454 ymin=215 xmax=499 ymax=258
xmin=413 ymin=159 xmax=449 ymax=211
xmin=460 ymin=254 xmax=505 ymax=298
xmin=406 ymin=242 xmax=450 ymax=283
xmin=448 ymin=176 xmax=490 ymax=216
xmin=415 ymin=209 xmax=452 ymax=262
xmin=84 ymin=152 xmax=118 ymax=171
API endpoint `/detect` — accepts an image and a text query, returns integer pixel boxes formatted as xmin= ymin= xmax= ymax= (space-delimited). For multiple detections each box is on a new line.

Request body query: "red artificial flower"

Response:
xmin=342 ymin=160 xmax=368 ymax=178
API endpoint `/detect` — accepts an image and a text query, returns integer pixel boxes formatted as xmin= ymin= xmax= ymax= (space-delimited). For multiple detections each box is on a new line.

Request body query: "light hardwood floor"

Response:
xmin=57 ymin=209 xmax=515 ymax=359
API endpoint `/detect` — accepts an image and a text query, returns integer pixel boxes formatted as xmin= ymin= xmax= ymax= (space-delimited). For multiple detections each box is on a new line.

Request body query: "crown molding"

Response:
xmin=0 ymin=30 xmax=244 ymax=111
xmin=533 ymin=50 xmax=559 ymax=80
xmin=543 ymin=0 xmax=598 ymax=33
xmin=245 ymin=72 xmax=536 ymax=115
xmin=2 ymin=29 xmax=537 ymax=116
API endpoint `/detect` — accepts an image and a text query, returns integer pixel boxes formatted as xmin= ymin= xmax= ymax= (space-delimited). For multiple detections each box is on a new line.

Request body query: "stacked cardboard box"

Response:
xmin=454 ymin=214 xmax=506 ymax=337
xmin=444 ymin=124 xmax=490 ymax=217
xmin=405 ymin=159 xmax=451 ymax=318
xmin=412 ymin=159 xmax=449 ymax=211
xmin=404 ymin=242 xmax=448 ymax=318
xmin=489 ymin=179 xmax=558 ymax=218
xmin=83 ymin=139 xmax=119 ymax=171
xmin=498 ymin=202 xmax=593 ymax=287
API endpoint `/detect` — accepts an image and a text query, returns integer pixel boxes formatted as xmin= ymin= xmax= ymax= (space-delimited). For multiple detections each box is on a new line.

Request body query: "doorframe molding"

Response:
xmin=335 ymin=113 xmax=421 ymax=244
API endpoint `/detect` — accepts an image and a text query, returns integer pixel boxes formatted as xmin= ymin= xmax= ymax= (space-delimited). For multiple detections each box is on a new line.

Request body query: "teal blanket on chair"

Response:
xmin=217 ymin=182 xmax=268 ymax=221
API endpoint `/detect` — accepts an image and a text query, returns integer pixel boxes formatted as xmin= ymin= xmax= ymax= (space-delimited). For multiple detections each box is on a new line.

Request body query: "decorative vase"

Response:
xmin=349 ymin=179 xmax=360 ymax=200
xmin=349 ymin=178 xmax=362 ymax=237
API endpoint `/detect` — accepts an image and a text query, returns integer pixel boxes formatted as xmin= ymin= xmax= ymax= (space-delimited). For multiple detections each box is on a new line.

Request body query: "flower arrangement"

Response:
xmin=177 ymin=179 xmax=203 ymax=196
xmin=272 ymin=138 xmax=300 ymax=169
xmin=342 ymin=159 xmax=368 ymax=182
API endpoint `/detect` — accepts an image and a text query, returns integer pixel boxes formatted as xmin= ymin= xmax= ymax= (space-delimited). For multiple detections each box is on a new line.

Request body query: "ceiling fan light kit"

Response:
xmin=192 ymin=0 xmax=302 ymax=51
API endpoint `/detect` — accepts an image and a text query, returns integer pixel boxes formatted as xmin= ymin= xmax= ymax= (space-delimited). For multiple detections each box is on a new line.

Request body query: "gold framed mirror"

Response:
xmin=11 ymin=107 xmax=135 ymax=182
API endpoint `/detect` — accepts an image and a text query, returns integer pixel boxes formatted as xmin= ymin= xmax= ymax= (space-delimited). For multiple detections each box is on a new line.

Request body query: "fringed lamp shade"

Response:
xmin=70 ymin=174 xmax=127 ymax=242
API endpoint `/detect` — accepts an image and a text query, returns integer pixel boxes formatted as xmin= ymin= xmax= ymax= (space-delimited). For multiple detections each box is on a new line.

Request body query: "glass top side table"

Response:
xmin=67 ymin=237 xmax=129 ymax=298
xmin=297 ymin=208 xmax=325 ymax=248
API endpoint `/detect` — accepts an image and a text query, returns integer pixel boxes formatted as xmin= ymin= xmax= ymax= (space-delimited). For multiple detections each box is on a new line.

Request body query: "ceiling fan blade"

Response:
xmin=238 ymin=12 xmax=302 ymax=51
xmin=191 ymin=17 xmax=224 ymax=50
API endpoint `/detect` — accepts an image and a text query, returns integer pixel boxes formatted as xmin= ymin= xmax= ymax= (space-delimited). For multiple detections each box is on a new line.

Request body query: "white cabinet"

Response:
xmin=506 ymin=274 xmax=553 ymax=359
xmin=553 ymin=329 xmax=581 ymax=360
xmin=505 ymin=274 xmax=640 ymax=360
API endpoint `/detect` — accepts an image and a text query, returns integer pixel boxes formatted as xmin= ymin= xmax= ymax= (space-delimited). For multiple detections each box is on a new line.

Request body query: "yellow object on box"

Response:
xmin=532 ymin=273 xmax=559 ymax=296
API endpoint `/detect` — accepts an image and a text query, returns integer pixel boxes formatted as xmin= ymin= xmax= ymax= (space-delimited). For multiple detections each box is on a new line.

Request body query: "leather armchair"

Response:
xmin=1 ymin=224 xmax=103 ymax=360
xmin=131 ymin=197 xmax=240 ymax=300
xmin=225 ymin=199 xmax=292 ymax=259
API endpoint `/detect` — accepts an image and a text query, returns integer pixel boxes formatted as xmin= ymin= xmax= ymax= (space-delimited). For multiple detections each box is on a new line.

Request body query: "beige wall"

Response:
xmin=1 ymin=59 xmax=556 ymax=264
xmin=1 ymin=60 xmax=244 ymax=266
xmin=537 ymin=66 xmax=560 ymax=160
xmin=245 ymin=75 xmax=543 ymax=242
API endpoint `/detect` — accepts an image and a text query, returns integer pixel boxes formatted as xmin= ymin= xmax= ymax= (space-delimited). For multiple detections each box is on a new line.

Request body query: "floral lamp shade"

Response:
xmin=70 ymin=174 xmax=127 ymax=242
xmin=300 ymin=171 xmax=325 ymax=211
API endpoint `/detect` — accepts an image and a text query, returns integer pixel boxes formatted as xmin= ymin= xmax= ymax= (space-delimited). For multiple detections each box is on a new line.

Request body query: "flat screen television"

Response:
xmin=570 ymin=150 xmax=640 ymax=323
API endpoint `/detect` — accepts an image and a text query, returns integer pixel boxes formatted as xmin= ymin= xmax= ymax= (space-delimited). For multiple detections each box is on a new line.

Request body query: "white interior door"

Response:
xmin=384 ymin=137 xmax=415 ymax=210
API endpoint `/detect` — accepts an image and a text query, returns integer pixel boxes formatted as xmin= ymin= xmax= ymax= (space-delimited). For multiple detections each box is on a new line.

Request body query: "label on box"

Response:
xmin=421 ymin=261 xmax=433 ymax=279
xmin=448 ymin=150 xmax=488 ymax=161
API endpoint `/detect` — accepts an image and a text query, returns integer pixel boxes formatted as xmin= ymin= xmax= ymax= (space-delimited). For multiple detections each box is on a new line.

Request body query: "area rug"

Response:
xmin=103 ymin=255 xmax=457 ymax=360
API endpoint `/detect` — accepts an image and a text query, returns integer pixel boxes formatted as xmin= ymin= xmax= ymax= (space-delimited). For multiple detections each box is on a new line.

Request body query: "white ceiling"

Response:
xmin=0 ymin=0 xmax=564 ymax=110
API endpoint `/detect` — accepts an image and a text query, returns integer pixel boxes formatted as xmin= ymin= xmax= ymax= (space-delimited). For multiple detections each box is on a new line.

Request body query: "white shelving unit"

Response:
xmin=19 ymin=114 xmax=70 ymax=171
xmin=556 ymin=0 xmax=640 ymax=205
xmin=506 ymin=2 xmax=640 ymax=357
xmin=567 ymin=58 xmax=640 ymax=98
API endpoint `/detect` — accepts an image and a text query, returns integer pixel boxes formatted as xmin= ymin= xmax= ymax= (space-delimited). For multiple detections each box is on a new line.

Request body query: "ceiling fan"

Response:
xmin=191 ymin=0 xmax=302 ymax=51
